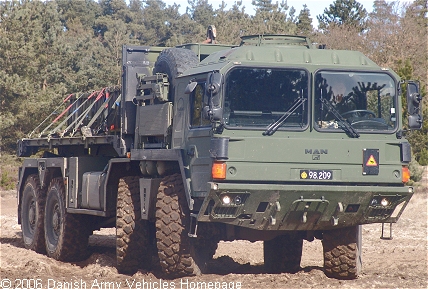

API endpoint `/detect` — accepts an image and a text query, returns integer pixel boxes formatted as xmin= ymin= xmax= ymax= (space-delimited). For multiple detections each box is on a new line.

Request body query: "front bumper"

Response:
xmin=197 ymin=182 xmax=413 ymax=231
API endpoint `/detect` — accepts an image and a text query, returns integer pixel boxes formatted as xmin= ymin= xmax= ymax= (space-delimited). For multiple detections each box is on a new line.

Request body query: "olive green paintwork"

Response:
xmin=16 ymin=35 xmax=413 ymax=232
xmin=172 ymin=37 xmax=411 ymax=231
xmin=198 ymin=183 xmax=412 ymax=230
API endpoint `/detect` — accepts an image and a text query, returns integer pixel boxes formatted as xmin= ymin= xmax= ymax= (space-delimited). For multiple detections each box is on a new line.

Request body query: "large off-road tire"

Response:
xmin=153 ymin=48 xmax=199 ymax=100
xmin=116 ymin=176 xmax=152 ymax=274
xmin=155 ymin=174 xmax=216 ymax=277
xmin=264 ymin=233 xmax=303 ymax=273
xmin=44 ymin=177 xmax=90 ymax=261
xmin=21 ymin=174 xmax=46 ymax=253
xmin=322 ymin=225 xmax=362 ymax=279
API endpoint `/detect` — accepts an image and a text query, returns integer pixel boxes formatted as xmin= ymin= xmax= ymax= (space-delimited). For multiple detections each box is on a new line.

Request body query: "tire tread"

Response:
xmin=45 ymin=178 xmax=89 ymax=261
xmin=322 ymin=226 xmax=361 ymax=279
xmin=264 ymin=233 xmax=303 ymax=273
xmin=116 ymin=176 xmax=151 ymax=274
xmin=21 ymin=174 xmax=46 ymax=253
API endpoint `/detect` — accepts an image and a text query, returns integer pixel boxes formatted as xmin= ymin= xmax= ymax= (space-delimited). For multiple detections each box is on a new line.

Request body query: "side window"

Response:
xmin=191 ymin=84 xmax=210 ymax=127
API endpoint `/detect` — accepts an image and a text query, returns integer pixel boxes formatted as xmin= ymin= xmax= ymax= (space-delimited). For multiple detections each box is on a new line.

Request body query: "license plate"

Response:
xmin=300 ymin=170 xmax=333 ymax=180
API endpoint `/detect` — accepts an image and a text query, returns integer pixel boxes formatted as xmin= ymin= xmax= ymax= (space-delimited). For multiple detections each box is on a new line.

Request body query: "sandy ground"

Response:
xmin=1 ymin=175 xmax=427 ymax=288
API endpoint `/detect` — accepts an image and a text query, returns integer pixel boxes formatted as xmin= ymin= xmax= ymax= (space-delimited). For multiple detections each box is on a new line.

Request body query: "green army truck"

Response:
xmin=16 ymin=34 xmax=423 ymax=279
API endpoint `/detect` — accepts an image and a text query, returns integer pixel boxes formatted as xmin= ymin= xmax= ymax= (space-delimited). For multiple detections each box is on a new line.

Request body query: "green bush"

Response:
xmin=0 ymin=154 xmax=21 ymax=190
xmin=417 ymin=148 xmax=428 ymax=166
xmin=408 ymin=156 xmax=423 ymax=184
xmin=1 ymin=171 xmax=16 ymax=190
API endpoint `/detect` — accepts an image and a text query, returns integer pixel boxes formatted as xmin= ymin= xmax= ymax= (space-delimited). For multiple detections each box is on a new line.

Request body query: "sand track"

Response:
xmin=1 ymin=184 xmax=427 ymax=289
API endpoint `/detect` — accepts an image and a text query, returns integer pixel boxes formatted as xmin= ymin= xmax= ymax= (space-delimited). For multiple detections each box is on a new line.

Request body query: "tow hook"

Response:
xmin=188 ymin=213 xmax=198 ymax=238
xmin=331 ymin=202 xmax=344 ymax=226
xmin=269 ymin=201 xmax=281 ymax=225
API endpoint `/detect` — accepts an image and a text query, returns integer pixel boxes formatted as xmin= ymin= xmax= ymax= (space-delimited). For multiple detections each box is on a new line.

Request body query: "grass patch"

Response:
xmin=0 ymin=154 xmax=22 ymax=190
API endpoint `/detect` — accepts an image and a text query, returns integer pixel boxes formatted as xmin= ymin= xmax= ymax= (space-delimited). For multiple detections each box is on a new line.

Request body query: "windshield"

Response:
xmin=224 ymin=68 xmax=309 ymax=129
xmin=315 ymin=71 xmax=397 ymax=132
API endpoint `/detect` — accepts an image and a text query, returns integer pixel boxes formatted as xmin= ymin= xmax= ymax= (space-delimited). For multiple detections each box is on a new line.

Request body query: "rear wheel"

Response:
xmin=264 ymin=233 xmax=303 ymax=273
xmin=155 ymin=173 xmax=216 ymax=277
xmin=116 ymin=176 xmax=152 ymax=274
xmin=44 ymin=178 xmax=90 ymax=261
xmin=21 ymin=174 xmax=46 ymax=253
xmin=322 ymin=225 xmax=362 ymax=279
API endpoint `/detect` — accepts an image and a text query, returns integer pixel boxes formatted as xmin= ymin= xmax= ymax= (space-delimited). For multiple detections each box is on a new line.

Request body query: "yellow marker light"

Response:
xmin=212 ymin=162 xmax=226 ymax=179
xmin=402 ymin=166 xmax=410 ymax=183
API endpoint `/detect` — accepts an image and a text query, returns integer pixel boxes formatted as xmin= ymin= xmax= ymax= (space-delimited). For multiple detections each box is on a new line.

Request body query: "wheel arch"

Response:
xmin=104 ymin=159 xmax=140 ymax=213
xmin=130 ymin=149 xmax=193 ymax=210
xmin=20 ymin=167 xmax=63 ymax=223
xmin=18 ymin=158 xmax=71 ymax=224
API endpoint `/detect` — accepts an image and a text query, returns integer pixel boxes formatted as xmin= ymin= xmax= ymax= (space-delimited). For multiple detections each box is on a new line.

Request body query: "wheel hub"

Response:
xmin=52 ymin=204 xmax=61 ymax=236
xmin=28 ymin=200 xmax=36 ymax=228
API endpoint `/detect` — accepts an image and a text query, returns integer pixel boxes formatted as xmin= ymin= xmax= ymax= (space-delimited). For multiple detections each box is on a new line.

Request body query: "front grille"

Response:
xmin=366 ymin=195 xmax=404 ymax=220
xmin=213 ymin=206 xmax=238 ymax=218
xmin=209 ymin=192 xmax=249 ymax=218
xmin=366 ymin=208 xmax=394 ymax=219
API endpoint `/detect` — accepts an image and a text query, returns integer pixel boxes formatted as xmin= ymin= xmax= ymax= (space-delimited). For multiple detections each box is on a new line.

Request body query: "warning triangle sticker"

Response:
xmin=366 ymin=155 xmax=377 ymax=166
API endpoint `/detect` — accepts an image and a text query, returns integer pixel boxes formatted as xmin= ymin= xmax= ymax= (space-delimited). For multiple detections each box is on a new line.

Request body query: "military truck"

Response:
xmin=16 ymin=34 xmax=423 ymax=279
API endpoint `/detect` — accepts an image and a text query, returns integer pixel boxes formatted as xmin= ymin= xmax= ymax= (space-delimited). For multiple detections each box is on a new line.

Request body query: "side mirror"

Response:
xmin=206 ymin=72 xmax=222 ymax=96
xmin=408 ymin=115 xmax=422 ymax=129
xmin=185 ymin=81 xmax=197 ymax=94
xmin=204 ymin=72 xmax=223 ymax=121
xmin=406 ymin=81 xmax=423 ymax=130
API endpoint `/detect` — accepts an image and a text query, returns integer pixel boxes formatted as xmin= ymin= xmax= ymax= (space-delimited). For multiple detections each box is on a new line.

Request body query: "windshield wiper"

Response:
xmin=263 ymin=97 xmax=307 ymax=136
xmin=320 ymin=98 xmax=360 ymax=138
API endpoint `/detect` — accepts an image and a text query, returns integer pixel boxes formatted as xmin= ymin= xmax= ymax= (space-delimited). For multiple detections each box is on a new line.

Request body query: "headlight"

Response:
xmin=222 ymin=195 xmax=231 ymax=205
xmin=381 ymin=198 xmax=389 ymax=207
xmin=370 ymin=196 xmax=395 ymax=207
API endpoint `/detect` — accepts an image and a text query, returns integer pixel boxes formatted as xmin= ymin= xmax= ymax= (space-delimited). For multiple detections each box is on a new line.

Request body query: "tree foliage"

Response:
xmin=317 ymin=0 xmax=368 ymax=29
xmin=251 ymin=0 xmax=296 ymax=34
xmin=0 ymin=0 xmax=426 ymax=161
xmin=296 ymin=4 xmax=313 ymax=37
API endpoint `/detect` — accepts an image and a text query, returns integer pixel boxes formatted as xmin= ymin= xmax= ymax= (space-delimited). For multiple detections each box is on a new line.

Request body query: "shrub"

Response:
xmin=408 ymin=156 xmax=423 ymax=185
xmin=0 ymin=154 xmax=21 ymax=190
xmin=1 ymin=171 xmax=16 ymax=190
xmin=417 ymin=148 xmax=428 ymax=166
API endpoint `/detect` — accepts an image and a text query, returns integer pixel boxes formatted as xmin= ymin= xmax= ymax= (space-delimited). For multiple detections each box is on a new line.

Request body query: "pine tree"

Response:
xmin=0 ymin=0 xmax=66 ymax=152
xmin=56 ymin=0 xmax=101 ymax=30
xmin=296 ymin=4 xmax=313 ymax=37
xmin=317 ymin=0 xmax=367 ymax=30
xmin=251 ymin=0 xmax=297 ymax=34
xmin=187 ymin=0 xmax=215 ymax=28
xmin=213 ymin=1 xmax=252 ymax=45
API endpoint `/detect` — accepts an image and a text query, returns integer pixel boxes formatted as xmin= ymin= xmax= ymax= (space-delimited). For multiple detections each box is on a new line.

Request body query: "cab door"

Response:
xmin=185 ymin=83 xmax=213 ymax=198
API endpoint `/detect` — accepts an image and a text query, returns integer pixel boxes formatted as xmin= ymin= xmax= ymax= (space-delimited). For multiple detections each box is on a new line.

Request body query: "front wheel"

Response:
xmin=21 ymin=174 xmax=46 ymax=253
xmin=322 ymin=225 xmax=362 ymax=279
xmin=155 ymin=174 xmax=216 ymax=277
xmin=44 ymin=178 xmax=90 ymax=261
xmin=264 ymin=233 xmax=303 ymax=273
